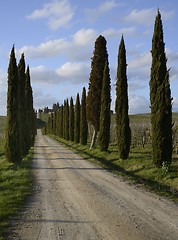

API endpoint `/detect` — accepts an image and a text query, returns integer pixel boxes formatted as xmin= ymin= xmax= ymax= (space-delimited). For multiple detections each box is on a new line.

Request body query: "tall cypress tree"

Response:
xmin=74 ymin=93 xmax=80 ymax=143
xmin=87 ymin=35 xmax=108 ymax=148
xmin=65 ymin=99 xmax=69 ymax=140
xmin=80 ymin=87 xmax=88 ymax=145
xmin=115 ymin=36 xmax=131 ymax=159
xmin=98 ymin=59 xmax=111 ymax=151
xmin=18 ymin=53 xmax=27 ymax=156
xmin=53 ymin=110 xmax=57 ymax=135
xmin=59 ymin=105 xmax=64 ymax=138
xmin=69 ymin=97 xmax=74 ymax=141
xmin=63 ymin=100 xmax=66 ymax=139
xmin=5 ymin=46 xmax=22 ymax=163
xmin=25 ymin=65 xmax=35 ymax=148
xmin=149 ymin=10 xmax=172 ymax=167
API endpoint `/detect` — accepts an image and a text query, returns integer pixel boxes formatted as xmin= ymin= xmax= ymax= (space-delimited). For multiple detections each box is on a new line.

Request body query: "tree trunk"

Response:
xmin=90 ymin=130 xmax=97 ymax=149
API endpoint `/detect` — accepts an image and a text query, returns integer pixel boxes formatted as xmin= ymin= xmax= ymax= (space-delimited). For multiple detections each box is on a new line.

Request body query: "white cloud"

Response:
xmin=129 ymin=95 xmax=150 ymax=114
xmin=31 ymin=62 xmax=90 ymax=85
xmin=128 ymin=52 xmax=151 ymax=81
xmin=17 ymin=28 xmax=97 ymax=61
xmin=86 ymin=0 xmax=118 ymax=22
xmin=102 ymin=27 xmax=137 ymax=38
xmin=31 ymin=65 xmax=60 ymax=84
xmin=26 ymin=0 xmax=75 ymax=30
xmin=123 ymin=8 xmax=174 ymax=26
xmin=0 ymin=69 xmax=7 ymax=115
xmin=17 ymin=38 xmax=69 ymax=58
xmin=172 ymin=97 xmax=178 ymax=112
xmin=56 ymin=62 xmax=90 ymax=83
xmin=73 ymin=28 xmax=96 ymax=46
xmin=33 ymin=88 xmax=59 ymax=110
xmin=129 ymin=52 xmax=151 ymax=68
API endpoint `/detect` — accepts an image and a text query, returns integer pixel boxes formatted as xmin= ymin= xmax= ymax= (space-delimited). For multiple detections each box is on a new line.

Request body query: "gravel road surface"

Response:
xmin=8 ymin=130 xmax=178 ymax=240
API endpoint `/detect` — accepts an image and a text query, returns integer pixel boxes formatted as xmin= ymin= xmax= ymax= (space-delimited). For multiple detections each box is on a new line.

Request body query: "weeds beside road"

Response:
xmin=0 ymin=139 xmax=32 ymax=240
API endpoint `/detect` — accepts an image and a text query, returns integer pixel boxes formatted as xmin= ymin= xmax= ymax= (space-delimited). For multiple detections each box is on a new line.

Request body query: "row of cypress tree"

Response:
xmin=87 ymin=9 xmax=172 ymax=167
xmin=45 ymin=10 xmax=172 ymax=167
xmin=45 ymin=88 xmax=88 ymax=146
xmin=5 ymin=46 xmax=36 ymax=163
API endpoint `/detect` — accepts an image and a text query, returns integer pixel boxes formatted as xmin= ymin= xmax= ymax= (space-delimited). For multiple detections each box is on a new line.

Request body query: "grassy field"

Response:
xmin=0 ymin=117 xmax=33 ymax=240
xmin=0 ymin=116 xmax=6 ymax=138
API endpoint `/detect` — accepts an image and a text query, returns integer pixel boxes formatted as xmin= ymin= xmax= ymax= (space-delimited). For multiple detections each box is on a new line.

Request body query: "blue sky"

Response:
xmin=0 ymin=0 xmax=178 ymax=115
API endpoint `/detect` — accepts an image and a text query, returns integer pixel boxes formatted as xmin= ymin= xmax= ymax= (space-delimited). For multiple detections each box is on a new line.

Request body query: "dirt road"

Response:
xmin=8 ymin=130 xmax=178 ymax=240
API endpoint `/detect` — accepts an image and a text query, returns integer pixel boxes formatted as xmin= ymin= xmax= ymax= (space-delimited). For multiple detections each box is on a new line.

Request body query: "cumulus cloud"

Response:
xmin=17 ymin=28 xmax=97 ymax=61
xmin=56 ymin=62 xmax=90 ymax=83
xmin=172 ymin=97 xmax=178 ymax=112
xmin=0 ymin=69 xmax=7 ymax=115
xmin=73 ymin=28 xmax=96 ymax=46
xmin=85 ymin=0 xmax=118 ymax=22
xmin=129 ymin=95 xmax=150 ymax=114
xmin=33 ymin=88 xmax=59 ymax=110
xmin=102 ymin=27 xmax=137 ymax=38
xmin=123 ymin=8 xmax=174 ymax=26
xmin=128 ymin=52 xmax=151 ymax=81
xmin=26 ymin=0 xmax=75 ymax=30
xmin=30 ymin=65 xmax=60 ymax=84
xmin=31 ymin=62 xmax=90 ymax=85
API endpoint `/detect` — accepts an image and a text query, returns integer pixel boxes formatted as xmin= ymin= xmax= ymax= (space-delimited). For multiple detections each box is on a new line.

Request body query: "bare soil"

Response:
xmin=8 ymin=130 xmax=178 ymax=239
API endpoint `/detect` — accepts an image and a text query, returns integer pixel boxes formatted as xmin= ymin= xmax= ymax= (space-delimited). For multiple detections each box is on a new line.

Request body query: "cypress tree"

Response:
xmin=55 ymin=108 xmax=59 ymax=136
xmin=115 ymin=36 xmax=131 ymax=159
xmin=53 ymin=110 xmax=57 ymax=135
xmin=65 ymin=99 xmax=69 ymax=140
xmin=149 ymin=10 xmax=172 ymax=167
xmin=18 ymin=53 xmax=27 ymax=156
xmin=80 ymin=87 xmax=88 ymax=145
xmin=63 ymin=100 xmax=66 ymax=139
xmin=25 ymin=65 xmax=35 ymax=148
xmin=69 ymin=97 xmax=74 ymax=141
xmin=98 ymin=59 xmax=111 ymax=151
xmin=5 ymin=46 xmax=22 ymax=163
xmin=51 ymin=113 xmax=54 ymax=134
xmin=59 ymin=105 xmax=64 ymax=138
xmin=74 ymin=93 xmax=80 ymax=143
xmin=87 ymin=35 xmax=108 ymax=148
xmin=47 ymin=115 xmax=52 ymax=134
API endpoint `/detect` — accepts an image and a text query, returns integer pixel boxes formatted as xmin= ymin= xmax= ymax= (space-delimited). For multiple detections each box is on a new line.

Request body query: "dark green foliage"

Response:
xmin=65 ymin=99 xmax=69 ymax=140
xmin=87 ymin=35 xmax=108 ymax=132
xmin=80 ymin=87 xmax=88 ymax=145
xmin=55 ymin=109 xmax=59 ymax=136
xmin=47 ymin=114 xmax=52 ymax=134
xmin=74 ymin=93 xmax=80 ymax=143
xmin=69 ymin=97 xmax=74 ymax=141
xmin=63 ymin=100 xmax=66 ymax=139
xmin=60 ymin=105 xmax=64 ymax=138
xmin=53 ymin=110 xmax=57 ymax=135
xmin=98 ymin=59 xmax=111 ymax=151
xmin=5 ymin=46 xmax=22 ymax=163
xmin=149 ymin=10 xmax=172 ymax=167
xmin=18 ymin=53 xmax=27 ymax=156
xmin=25 ymin=66 xmax=36 ymax=148
xmin=115 ymin=36 xmax=131 ymax=159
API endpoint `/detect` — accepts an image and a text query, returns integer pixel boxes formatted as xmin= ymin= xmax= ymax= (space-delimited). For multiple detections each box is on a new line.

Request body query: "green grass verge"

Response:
xmin=51 ymin=135 xmax=178 ymax=202
xmin=0 ymin=116 xmax=6 ymax=138
xmin=0 ymin=139 xmax=33 ymax=240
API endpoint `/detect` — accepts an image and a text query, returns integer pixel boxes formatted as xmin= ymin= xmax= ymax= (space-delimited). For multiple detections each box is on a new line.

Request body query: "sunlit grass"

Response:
xmin=0 ymin=139 xmax=33 ymax=239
